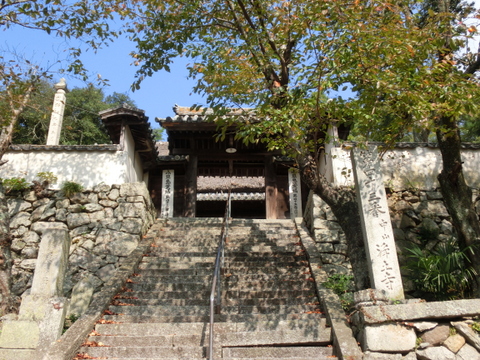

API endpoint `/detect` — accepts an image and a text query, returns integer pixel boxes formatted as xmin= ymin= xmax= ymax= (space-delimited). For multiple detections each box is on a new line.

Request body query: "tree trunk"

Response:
xmin=0 ymin=184 xmax=14 ymax=315
xmin=436 ymin=115 xmax=480 ymax=297
xmin=0 ymin=78 xmax=36 ymax=313
xmin=298 ymin=154 xmax=370 ymax=290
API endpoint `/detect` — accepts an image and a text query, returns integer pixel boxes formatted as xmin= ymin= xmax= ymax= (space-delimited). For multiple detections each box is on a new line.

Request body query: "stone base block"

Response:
xmin=363 ymin=324 xmax=416 ymax=353
xmin=18 ymin=295 xmax=69 ymax=347
xmin=0 ymin=348 xmax=36 ymax=360
xmin=68 ymin=275 xmax=95 ymax=317
xmin=0 ymin=320 xmax=40 ymax=349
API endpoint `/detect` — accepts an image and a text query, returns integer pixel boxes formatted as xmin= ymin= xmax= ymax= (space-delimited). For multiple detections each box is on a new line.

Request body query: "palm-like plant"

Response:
xmin=405 ymin=240 xmax=477 ymax=300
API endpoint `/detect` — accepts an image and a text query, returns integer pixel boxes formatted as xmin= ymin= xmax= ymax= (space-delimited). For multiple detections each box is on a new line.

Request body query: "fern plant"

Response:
xmin=404 ymin=240 xmax=476 ymax=300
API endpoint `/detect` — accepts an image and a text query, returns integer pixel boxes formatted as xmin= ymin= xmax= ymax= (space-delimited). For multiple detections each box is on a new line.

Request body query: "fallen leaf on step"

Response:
xmin=114 ymin=294 xmax=139 ymax=300
xmin=82 ymin=341 xmax=107 ymax=347
xmin=88 ymin=330 xmax=101 ymax=337
xmin=103 ymin=310 xmax=117 ymax=315
xmin=111 ymin=300 xmax=134 ymax=306
xmin=126 ymin=279 xmax=135 ymax=283
xmin=73 ymin=353 xmax=95 ymax=359
xmin=304 ymin=310 xmax=323 ymax=314
xmin=97 ymin=319 xmax=117 ymax=324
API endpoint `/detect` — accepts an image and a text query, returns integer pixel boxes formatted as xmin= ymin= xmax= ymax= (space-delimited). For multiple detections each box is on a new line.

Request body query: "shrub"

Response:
xmin=404 ymin=240 xmax=475 ymax=300
xmin=61 ymin=181 xmax=84 ymax=197
xmin=1 ymin=177 xmax=30 ymax=194
xmin=36 ymin=171 xmax=58 ymax=186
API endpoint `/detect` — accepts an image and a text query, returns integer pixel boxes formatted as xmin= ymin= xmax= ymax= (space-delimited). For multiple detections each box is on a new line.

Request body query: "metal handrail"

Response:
xmin=208 ymin=189 xmax=231 ymax=360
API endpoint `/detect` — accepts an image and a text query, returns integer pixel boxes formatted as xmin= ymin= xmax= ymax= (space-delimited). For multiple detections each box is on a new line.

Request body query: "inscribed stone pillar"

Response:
xmin=30 ymin=228 xmax=71 ymax=296
xmin=161 ymin=169 xmax=175 ymax=218
xmin=46 ymin=78 xmax=67 ymax=145
xmin=0 ymin=229 xmax=71 ymax=353
xmin=184 ymin=155 xmax=198 ymax=217
xmin=351 ymin=146 xmax=404 ymax=300
xmin=265 ymin=156 xmax=277 ymax=219
xmin=288 ymin=168 xmax=302 ymax=218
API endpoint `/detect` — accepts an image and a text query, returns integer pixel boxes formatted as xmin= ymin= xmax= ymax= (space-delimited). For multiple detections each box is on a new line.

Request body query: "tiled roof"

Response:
xmin=198 ymin=176 xmax=264 ymax=191
xmin=197 ymin=192 xmax=265 ymax=201
xmin=100 ymin=105 xmax=158 ymax=169
xmin=157 ymin=104 xmax=256 ymax=125
xmin=9 ymin=144 xmax=120 ymax=151
xmin=343 ymin=142 xmax=480 ymax=149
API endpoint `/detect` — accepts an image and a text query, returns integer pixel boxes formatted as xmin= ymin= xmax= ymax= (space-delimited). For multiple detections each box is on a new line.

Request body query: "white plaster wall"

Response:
xmin=0 ymin=150 xmax=128 ymax=189
xmin=329 ymin=146 xmax=480 ymax=190
xmin=123 ymin=126 xmax=144 ymax=183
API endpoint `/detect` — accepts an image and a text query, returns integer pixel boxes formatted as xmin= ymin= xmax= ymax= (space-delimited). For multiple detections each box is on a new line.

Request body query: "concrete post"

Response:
xmin=46 ymin=79 xmax=67 ymax=145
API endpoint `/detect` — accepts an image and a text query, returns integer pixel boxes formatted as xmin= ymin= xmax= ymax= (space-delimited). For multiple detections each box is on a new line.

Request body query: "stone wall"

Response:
xmin=8 ymin=182 xmax=156 ymax=302
xmin=305 ymin=187 xmax=480 ymax=359
xmin=304 ymin=192 xmax=353 ymax=277
xmin=352 ymin=296 xmax=480 ymax=360
xmin=304 ymin=187 xmax=480 ymax=297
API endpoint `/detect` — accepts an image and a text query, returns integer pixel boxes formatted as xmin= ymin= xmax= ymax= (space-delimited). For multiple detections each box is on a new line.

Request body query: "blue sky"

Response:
xmin=2 ymin=25 xmax=205 ymax=132
xmin=3 ymin=1 xmax=480 ymax=135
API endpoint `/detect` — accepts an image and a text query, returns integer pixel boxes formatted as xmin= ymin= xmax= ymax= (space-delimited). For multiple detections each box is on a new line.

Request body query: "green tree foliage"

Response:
xmin=123 ymin=0 xmax=480 ymax=295
xmin=12 ymin=83 xmax=136 ymax=145
xmin=0 ymin=0 xmax=132 ymax=315
xmin=152 ymin=128 xmax=164 ymax=141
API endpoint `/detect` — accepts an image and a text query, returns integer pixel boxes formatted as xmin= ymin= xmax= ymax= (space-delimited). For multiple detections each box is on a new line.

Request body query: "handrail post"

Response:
xmin=208 ymin=189 xmax=231 ymax=360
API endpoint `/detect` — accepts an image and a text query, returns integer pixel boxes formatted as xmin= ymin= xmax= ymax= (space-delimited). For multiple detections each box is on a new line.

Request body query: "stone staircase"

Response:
xmin=76 ymin=218 xmax=336 ymax=359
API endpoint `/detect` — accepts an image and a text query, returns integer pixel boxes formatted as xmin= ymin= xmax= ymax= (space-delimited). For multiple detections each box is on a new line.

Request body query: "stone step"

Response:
xmin=135 ymin=268 xmax=215 ymax=276
xmin=137 ymin=262 xmax=309 ymax=271
xmin=95 ymin=317 xmax=327 ymax=336
xmin=223 ymin=358 xmax=336 ymax=360
xmin=217 ymin=329 xmax=331 ymax=347
xmin=132 ymin=274 xmax=214 ymax=283
xmin=103 ymin=312 xmax=324 ymax=324
xmin=107 ymin=304 xmax=322 ymax=316
xmin=131 ymin=273 xmax=312 ymax=284
xmin=122 ymin=288 xmax=316 ymax=300
xmin=147 ymin=248 xmax=301 ymax=256
xmin=94 ymin=322 xmax=226 ymax=336
xmin=84 ymin=334 xmax=204 ymax=348
xmin=136 ymin=267 xmax=311 ymax=277
xmin=87 ymin=321 xmax=330 ymax=349
xmin=125 ymin=283 xmax=211 ymax=292
xmin=146 ymin=250 xmax=304 ymax=257
xmin=138 ymin=259 xmax=307 ymax=269
xmin=222 ymin=346 xmax=334 ymax=359
xmin=139 ymin=256 xmax=216 ymax=264
xmin=223 ymin=280 xmax=316 ymax=291
xmin=224 ymin=255 xmax=307 ymax=262
xmin=137 ymin=262 xmax=214 ymax=271
xmin=126 ymin=280 xmax=314 ymax=292
xmin=110 ymin=295 xmax=318 ymax=307
xmin=78 ymin=345 xmax=206 ymax=358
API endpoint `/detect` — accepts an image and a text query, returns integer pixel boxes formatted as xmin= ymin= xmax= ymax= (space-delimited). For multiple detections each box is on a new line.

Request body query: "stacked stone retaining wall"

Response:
xmin=305 ymin=188 xmax=480 ymax=359
xmin=304 ymin=187 xmax=480 ymax=296
xmin=7 ymin=182 xmax=156 ymax=303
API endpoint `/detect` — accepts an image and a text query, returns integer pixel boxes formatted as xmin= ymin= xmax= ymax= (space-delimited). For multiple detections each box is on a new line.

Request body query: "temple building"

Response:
xmin=99 ymin=104 xmax=306 ymax=219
